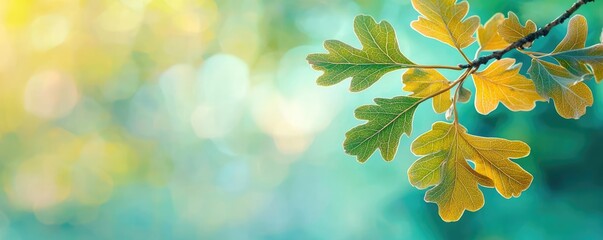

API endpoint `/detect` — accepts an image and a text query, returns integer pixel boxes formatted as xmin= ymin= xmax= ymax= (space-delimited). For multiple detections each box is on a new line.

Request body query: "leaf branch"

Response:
xmin=517 ymin=49 xmax=548 ymax=57
xmin=456 ymin=47 xmax=472 ymax=64
xmin=451 ymin=69 xmax=472 ymax=123
xmin=414 ymin=65 xmax=464 ymax=70
xmin=459 ymin=0 xmax=595 ymax=69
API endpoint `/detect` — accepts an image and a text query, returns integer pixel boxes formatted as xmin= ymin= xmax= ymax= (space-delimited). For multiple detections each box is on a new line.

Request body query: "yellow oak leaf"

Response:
xmin=402 ymin=69 xmax=452 ymax=113
xmin=498 ymin=12 xmax=537 ymax=47
xmin=549 ymin=15 xmax=603 ymax=83
xmin=410 ymin=0 xmax=479 ymax=49
xmin=528 ymin=59 xmax=593 ymax=119
xmin=471 ymin=58 xmax=544 ymax=114
xmin=409 ymin=122 xmax=533 ymax=222
xmin=553 ymin=15 xmax=587 ymax=53
xmin=551 ymin=15 xmax=591 ymax=77
xmin=477 ymin=13 xmax=508 ymax=51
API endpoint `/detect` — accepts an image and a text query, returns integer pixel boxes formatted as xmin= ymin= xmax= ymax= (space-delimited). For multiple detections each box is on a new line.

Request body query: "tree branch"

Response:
xmin=459 ymin=0 xmax=595 ymax=69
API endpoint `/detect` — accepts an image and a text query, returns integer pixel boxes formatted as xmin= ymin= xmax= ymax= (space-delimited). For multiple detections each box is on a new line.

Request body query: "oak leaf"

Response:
xmin=498 ymin=12 xmax=537 ymax=48
xmin=550 ymin=15 xmax=593 ymax=79
xmin=409 ymin=122 xmax=532 ymax=222
xmin=402 ymin=69 xmax=452 ymax=113
xmin=553 ymin=15 xmax=588 ymax=53
xmin=410 ymin=0 xmax=479 ymax=49
xmin=471 ymin=58 xmax=543 ymax=114
xmin=344 ymin=96 xmax=420 ymax=163
xmin=477 ymin=13 xmax=508 ymax=51
xmin=550 ymin=44 xmax=603 ymax=83
xmin=307 ymin=15 xmax=415 ymax=92
xmin=528 ymin=59 xmax=593 ymax=119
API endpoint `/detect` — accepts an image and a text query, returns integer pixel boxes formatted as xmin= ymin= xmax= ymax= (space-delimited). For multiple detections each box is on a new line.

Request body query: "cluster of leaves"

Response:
xmin=307 ymin=0 xmax=602 ymax=222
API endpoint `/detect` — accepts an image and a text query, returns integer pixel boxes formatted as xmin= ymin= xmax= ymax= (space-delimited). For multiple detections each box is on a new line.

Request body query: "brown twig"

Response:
xmin=459 ymin=0 xmax=595 ymax=70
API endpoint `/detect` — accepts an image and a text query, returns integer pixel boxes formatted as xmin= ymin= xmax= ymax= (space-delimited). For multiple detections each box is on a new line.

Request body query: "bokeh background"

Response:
xmin=0 ymin=0 xmax=602 ymax=239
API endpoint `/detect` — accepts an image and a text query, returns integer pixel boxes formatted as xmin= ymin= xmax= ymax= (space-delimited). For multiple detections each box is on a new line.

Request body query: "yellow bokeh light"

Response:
xmin=29 ymin=14 xmax=70 ymax=50
xmin=23 ymin=70 xmax=80 ymax=119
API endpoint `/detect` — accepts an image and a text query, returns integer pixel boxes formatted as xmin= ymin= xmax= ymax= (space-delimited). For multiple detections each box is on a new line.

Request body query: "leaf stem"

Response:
xmin=474 ymin=48 xmax=482 ymax=60
xmin=518 ymin=49 xmax=548 ymax=56
xmin=456 ymin=47 xmax=472 ymax=64
xmin=517 ymin=49 xmax=549 ymax=58
xmin=451 ymin=69 xmax=472 ymax=124
xmin=413 ymin=65 xmax=463 ymax=70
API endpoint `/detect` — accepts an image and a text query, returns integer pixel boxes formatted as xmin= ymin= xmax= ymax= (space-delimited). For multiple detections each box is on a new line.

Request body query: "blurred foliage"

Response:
xmin=0 ymin=0 xmax=602 ymax=239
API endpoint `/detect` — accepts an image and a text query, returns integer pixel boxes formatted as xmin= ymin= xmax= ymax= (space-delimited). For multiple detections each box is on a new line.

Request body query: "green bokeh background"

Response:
xmin=0 ymin=0 xmax=602 ymax=239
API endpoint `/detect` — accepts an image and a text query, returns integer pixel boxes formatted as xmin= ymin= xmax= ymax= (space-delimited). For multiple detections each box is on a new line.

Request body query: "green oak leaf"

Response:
xmin=549 ymin=44 xmax=603 ymax=83
xmin=307 ymin=15 xmax=415 ymax=92
xmin=528 ymin=59 xmax=593 ymax=119
xmin=549 ymin=15 xmax=591 ymax=78
xmin=344 ymin=96 xmax=420 ymax=163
